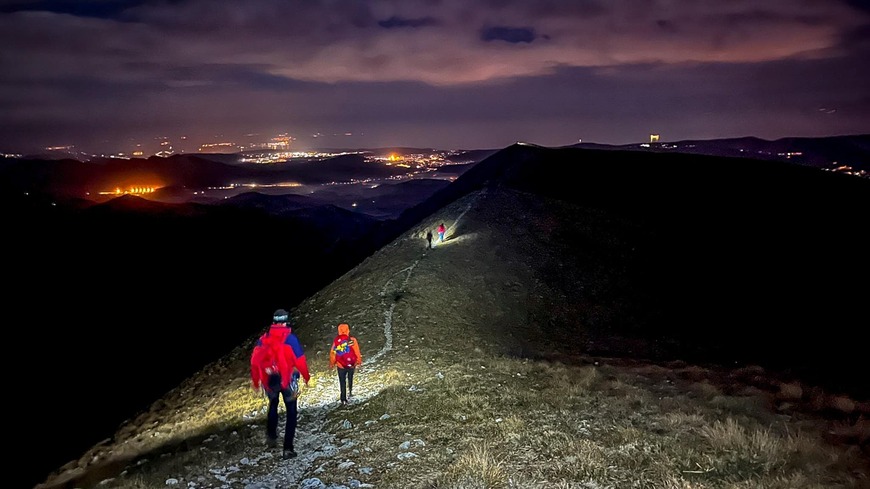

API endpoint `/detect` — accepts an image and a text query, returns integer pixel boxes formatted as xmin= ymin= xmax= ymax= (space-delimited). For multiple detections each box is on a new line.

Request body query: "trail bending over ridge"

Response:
xmin=111 ymin=191 xmax=488 ymax=489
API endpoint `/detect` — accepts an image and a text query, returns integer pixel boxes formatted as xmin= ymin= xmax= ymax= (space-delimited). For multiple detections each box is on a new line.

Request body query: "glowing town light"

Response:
xmin=99 ymin=185 xmax=160 ymax=196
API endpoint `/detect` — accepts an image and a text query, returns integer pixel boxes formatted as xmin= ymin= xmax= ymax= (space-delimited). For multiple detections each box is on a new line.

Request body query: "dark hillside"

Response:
xmin=0 ymin=155 xmax=253 ymax=198
xmin=3 ymin=190 xmax=387 ymax=489
xmin=247 ymin=153 xmax=408 ymax=185
xmin=0 ymin=153 xmax=412 ymax=202
xmin=397 ymin=144 xmax=870 ymax=399
xmin=308 ymin=179 xmax=452 ymax=219
xmin=669 ymin=134 xmax=870 ymax=172
xmin=221 ymin=191 xmax=315 ymax=214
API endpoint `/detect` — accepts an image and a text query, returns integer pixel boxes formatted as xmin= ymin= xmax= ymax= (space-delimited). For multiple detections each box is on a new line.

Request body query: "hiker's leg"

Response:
xmin=347 ymin=367 xmax=355 ymax=397
xmin=337 ymin=368 xmax=348 ymax=403
xmin=266 ymin=374 xmax=282 ymax=440
xmin=282 ymin=391 xmax=298 ymax=451
xmin=266 ymin=393 xmax=279 ymax=440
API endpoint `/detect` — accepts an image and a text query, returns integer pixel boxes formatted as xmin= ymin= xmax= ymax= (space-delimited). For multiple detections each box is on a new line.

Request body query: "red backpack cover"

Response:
xmin=252 ymin=327 xmax=293 ymax=390
xmin=332 ymin=334 xmax=358 ymax=369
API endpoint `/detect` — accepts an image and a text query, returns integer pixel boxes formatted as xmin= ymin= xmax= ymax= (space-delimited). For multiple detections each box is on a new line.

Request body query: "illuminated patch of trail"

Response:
xmin=366 ymin=188 xmax=483 ymax=366
xmin=445 ymin=190 xmax=478 ymax=237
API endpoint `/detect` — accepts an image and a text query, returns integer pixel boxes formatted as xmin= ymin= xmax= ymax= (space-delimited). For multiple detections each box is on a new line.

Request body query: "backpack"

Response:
xmin=255 ymin=328 xmax=292 ymax=389
xmin=332 ymin=334 xmax=358 ymax=369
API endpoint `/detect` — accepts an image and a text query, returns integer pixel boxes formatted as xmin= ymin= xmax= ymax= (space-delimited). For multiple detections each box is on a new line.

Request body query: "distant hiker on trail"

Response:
xmin=329 ymin=322 xmax=362 ymax=405
xmin=437 ymin=223 xmax=446 ymax=242
xmin=426 ymin=230 xmax=433 ymax=249
xmin=251 ymin=309 xmax=311 ymax=460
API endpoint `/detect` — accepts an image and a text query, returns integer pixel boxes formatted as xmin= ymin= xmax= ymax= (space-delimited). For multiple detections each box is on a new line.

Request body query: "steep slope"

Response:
xmin=35 ymin=146 xmax=870 ymax=489
xmin=6 ymin=190 xmax=388 ymax=489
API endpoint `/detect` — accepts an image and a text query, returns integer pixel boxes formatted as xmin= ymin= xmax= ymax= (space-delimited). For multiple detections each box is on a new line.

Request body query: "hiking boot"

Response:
xmin=283 ymin=449 xmax=297 ymax=460
xmin=266 ymin=437 xmax=278 ymax=448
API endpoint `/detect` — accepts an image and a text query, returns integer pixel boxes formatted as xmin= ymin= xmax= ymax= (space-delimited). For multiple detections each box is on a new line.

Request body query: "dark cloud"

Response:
xmin=0 ymin=0 xmax=147 ymax=19
xmin=480 ymin=25 xmax=536 ymax=43
xmin=842 ymin=23 xmax=870 ymax=46
xmin=378 ymin=15 xmax=438 ymax=29
xmin=656 ymin=19 xmax=677 ymax=33
xmin=843 ymin=0 xmax=870 ymax=13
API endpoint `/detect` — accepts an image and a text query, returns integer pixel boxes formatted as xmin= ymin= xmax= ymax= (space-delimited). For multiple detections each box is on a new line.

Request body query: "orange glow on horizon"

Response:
xmin=97 ymin=185 xmax=161 ymax=196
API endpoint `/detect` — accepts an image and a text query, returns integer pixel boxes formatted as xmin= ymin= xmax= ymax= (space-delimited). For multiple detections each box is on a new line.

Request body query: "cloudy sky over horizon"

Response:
xmin=1 ymin=0 xmax=869 ymax=153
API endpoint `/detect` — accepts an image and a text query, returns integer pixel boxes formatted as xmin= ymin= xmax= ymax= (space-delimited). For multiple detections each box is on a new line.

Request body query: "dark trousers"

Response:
xmin=266 ymin=373 xmax=298 ymax=450
xmin=337 ymin=367 xmax=355 ymax=402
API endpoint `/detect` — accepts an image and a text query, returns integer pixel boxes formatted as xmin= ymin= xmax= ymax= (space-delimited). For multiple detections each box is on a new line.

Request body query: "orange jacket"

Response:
xmin=329 ymin=323 xmax=362 ymax=368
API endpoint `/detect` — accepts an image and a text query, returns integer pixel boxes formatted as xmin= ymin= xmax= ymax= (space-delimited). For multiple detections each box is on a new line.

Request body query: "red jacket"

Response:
xmin=251 ymin=324 xmax=311 ymax=391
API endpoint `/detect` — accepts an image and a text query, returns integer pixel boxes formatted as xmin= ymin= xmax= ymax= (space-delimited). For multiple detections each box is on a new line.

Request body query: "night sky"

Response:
xmin=1 ymin=0 xmax=869 ymax=153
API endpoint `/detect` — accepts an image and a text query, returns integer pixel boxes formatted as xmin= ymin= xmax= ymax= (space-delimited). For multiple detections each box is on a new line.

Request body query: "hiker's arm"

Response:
xmin=286 ymin=335 xmax=311 ymax=384
xmin=250 ymin=347 xmax=263 ymax=390
xmin=352 ymin=337 xmax=362 ymax=366
xmin=295 ymin=354 xmax=311 ymax=384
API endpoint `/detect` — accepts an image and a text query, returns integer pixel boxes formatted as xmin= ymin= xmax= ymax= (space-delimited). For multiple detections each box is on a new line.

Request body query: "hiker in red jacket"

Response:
xmin=437 ymin=222 xmax=446 ymax=243
xmin=251 ymin=309 xmax=311 ymax=460
xmin=329 ymin=322 xmax=362 ymax=405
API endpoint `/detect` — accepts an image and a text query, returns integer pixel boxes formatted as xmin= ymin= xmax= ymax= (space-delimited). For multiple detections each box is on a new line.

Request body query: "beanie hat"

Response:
xmin=273 ymin=309 xmax=289 ymax=323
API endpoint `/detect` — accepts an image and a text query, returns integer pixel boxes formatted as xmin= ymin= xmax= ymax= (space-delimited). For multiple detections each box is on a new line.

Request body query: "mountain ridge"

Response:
xmin=567 ymin=133 xmax=869 ymax=176
xmin=32 ymin=142 xmax=870 ymax=489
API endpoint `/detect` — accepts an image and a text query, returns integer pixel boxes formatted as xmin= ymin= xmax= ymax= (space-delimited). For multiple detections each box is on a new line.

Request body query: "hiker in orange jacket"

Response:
xmin=329 ymin=323 xmax=362 ymax=405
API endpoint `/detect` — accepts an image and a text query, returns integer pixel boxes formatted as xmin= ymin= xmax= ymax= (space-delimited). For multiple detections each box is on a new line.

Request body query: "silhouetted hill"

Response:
xmin=307 ymin=178 xmax=453 ymax=219
xmin=254 ymin=153 xmax=408 ymax=185
xmin=222 ymin=191 xmax=318 ymax=215
xmin=444 ymin=148 xmax=499 ymax=163
xmin=0 ymin=154 xmax=251 ymax=199
xmin=394 ymin=143 xmax=870 ymax=398
xmin=570 ymin=134 xmax=870 ymax=176
xmin=4 ymin=187 xmax=393 ymax=489
xmin=92 ymin=193 xmax=210 ymax=216
xmin=0 ymin=152 xmax=416 ymax=203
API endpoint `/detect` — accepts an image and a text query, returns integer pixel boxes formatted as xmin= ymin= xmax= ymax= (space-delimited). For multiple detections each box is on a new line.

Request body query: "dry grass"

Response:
xmin=87 ymin=339 xmax=866 ymax=489
xmin=318 ymin=352 xmax=869 ymax=489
